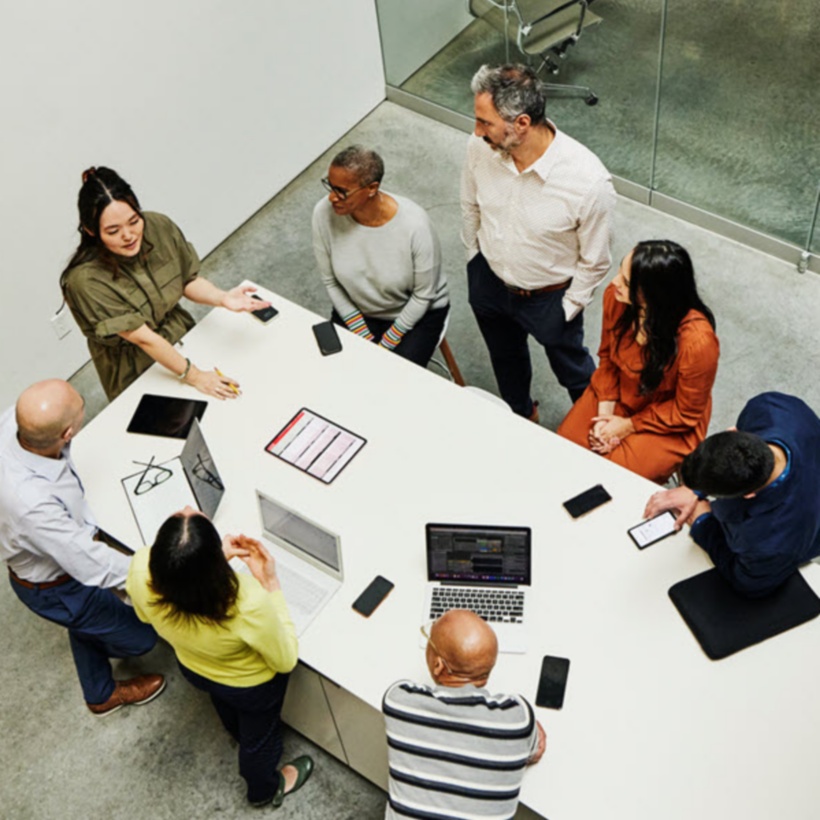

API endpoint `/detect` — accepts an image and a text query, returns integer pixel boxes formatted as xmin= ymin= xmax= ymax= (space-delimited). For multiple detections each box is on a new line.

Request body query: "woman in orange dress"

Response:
xmin=557 ymin=240 xmax=719 ymax=483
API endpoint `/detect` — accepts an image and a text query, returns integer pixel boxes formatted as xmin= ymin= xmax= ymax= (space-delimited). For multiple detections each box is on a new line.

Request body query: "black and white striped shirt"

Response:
xmin=383 ymin=680 xmax=538 ymax=820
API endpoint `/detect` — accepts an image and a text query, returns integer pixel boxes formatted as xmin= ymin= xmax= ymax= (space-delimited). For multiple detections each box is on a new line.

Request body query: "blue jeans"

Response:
xmin=468 ymin=252 xmax=594 ymax=415
xmin=331 ymin=305 xmax=449 ymax=367
xmin=9 ymin=576 xmax=158 ymax=704
xmin=179 ymin=663 xmax=290 ymax=804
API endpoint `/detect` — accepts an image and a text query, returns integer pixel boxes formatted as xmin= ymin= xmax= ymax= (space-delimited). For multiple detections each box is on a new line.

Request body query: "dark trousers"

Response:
xmin=9 ymin=576 xmax=158 ymax=704
xmin=467 ymin=252 xmax=594 ymax=415
xmin=179 ymin=663 xmax=290 ymax=804
xmin=331 ymin=305 xmax=449 ymax=367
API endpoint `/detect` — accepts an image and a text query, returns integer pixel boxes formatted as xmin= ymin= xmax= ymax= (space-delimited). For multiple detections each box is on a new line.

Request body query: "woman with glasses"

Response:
xmin=312 ymin=145 xmax=449 ymax=367
xmin=557 ymin=240 xmax=719 ymax=483
xmin=60 ymin=167 xmax=271 ymax=400
xmin=126 ymin=507 xmax=313 ymax=809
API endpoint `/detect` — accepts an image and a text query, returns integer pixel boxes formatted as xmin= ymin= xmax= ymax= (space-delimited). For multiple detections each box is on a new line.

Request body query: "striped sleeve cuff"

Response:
xmin=343 ymin=312 xmax=374 ymax=340
xmin=379 ymin=321 xmax=409 ymax=350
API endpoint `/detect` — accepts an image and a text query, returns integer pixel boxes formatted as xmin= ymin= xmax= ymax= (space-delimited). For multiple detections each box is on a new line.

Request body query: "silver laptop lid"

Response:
xmin=256 ymin=489 xmax=343 ymax=581
xmin=180 ymin=418 xmax=225 ymax=518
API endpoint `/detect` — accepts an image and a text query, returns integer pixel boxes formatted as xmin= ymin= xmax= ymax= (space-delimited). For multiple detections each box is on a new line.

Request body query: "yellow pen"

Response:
xmin=214 ymin=368 xmax=240 ymax=395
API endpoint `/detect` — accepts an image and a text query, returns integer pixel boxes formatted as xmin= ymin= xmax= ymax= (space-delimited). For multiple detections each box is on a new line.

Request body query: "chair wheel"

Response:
xmin=585 ymin=94 xmax=599 ymax=106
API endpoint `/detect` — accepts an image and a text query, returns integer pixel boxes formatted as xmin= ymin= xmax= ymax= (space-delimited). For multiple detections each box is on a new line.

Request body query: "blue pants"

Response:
xmin=468 ymin=252 xmax=594 ymax=415
xmin=179 ymin=663 xmax=290 ymax=804
xmin=331 ymin=305 xmax=449 ymax=367
xmin=9 ymin=576 xmax=158 ymax=705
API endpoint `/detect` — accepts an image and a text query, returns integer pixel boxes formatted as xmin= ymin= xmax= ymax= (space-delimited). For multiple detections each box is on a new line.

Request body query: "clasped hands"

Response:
xmin=222 ymin=533 xmax=282 ymax=593
xmin=588 ymin=414 xmax=635 ymax=454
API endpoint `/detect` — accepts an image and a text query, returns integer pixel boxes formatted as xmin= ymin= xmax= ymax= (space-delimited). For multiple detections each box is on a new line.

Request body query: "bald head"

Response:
xmin=16 ymin=380 xmax=85 ymax=454
xmin=428 ymin=610 xmax=499 ymax=685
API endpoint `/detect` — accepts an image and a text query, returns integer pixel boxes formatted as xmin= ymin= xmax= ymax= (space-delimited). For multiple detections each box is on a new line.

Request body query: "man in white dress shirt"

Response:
xmin=0 ymin=379 xmax=164 ymax=715
xmin=461 ymin=64 xmax=616 ymax=420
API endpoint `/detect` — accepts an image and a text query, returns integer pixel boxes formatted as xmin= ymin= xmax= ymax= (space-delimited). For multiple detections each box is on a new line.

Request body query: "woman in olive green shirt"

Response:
xmin=61 ymin=167 xmax=270 ymax=400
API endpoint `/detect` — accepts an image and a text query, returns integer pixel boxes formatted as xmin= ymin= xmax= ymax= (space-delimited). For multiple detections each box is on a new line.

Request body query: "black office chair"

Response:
xmin=468 ymin=0 xmax=601 ymax=105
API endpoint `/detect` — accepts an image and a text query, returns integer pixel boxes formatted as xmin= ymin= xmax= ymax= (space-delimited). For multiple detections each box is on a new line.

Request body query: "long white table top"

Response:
xmin=73 ymin=286 xmax=820 ymax=820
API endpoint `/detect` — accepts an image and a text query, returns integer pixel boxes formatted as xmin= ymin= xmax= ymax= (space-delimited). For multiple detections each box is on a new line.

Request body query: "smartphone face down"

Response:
xmin=352 ymin=575 xmax=394 ymax=617
xmin=313 ymin=321 xmax=343 ymax=355
xmin=563 ymin=484 xmax=612 ymax=519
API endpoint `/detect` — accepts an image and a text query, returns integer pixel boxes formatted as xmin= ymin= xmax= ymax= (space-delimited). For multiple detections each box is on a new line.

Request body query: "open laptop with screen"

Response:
xmin=421 ymin=523 xmax=532 ymax=654
xmin=256 ymin=490 xmax=343 ymax=636
xmin=122 ymin=417 xmax=225 ymax=544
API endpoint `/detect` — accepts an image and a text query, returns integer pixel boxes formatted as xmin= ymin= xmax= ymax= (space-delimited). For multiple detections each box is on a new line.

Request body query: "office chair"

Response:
xmin=468 ymin=0 xmax=601 ymax=105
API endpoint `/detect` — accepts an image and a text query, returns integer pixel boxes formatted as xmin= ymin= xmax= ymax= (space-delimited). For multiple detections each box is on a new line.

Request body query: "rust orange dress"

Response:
xmin=557 ymin=283 xmax=720 ymax=482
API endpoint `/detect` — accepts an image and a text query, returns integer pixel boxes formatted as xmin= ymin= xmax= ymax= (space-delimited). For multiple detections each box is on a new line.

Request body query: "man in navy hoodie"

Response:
xmin=645 ymin=392 xmax=820 ymax=597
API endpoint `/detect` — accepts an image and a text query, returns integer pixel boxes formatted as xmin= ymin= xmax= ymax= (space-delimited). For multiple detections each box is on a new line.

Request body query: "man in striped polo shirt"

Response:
xmin=383 ymin=610 xmax=546 ymax=819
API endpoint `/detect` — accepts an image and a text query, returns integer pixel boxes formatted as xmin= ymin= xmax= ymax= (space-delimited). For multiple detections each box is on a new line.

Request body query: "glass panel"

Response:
xmin=377 ymin=0 xmax=664 ymax=189
xmin=654 ymin=0 xmax=820 ymax=247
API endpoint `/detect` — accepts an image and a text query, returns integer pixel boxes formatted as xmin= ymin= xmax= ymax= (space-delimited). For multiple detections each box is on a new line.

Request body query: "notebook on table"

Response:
xmin=421 ymin=523 xmax=532 ymax=654
xmin=256 ymin=490 xmax=344 ymax=636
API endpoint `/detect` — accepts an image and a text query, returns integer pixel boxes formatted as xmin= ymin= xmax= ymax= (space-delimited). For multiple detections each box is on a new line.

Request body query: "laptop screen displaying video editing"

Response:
xmin=426 ymin=524 xmax=531 ymax=585
xmin=258 ymin=491 xmax=342 ymax=576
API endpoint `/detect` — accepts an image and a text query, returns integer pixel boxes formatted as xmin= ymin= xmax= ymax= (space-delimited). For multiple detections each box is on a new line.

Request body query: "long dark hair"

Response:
xmin=614 ymin=240 xmax=715 ymax=395
xmin=60 ymin=166 xmax=146 ymax=285
xmin=148 ymin=513 xmax=239 ymax=625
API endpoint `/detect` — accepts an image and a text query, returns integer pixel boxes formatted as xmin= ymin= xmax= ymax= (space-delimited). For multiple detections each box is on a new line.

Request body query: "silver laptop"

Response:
xmin=421 ymin=523 xmax=532 ymax=654
xmin=122 ymin=418 xmax=225 ymax=543
xmin=256 ymin=490 xmax=343 ymax=636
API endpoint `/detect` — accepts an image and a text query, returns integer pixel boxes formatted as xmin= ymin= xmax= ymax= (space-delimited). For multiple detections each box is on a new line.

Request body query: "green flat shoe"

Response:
xmin=280 ymin=755 xmax=314 ymax=802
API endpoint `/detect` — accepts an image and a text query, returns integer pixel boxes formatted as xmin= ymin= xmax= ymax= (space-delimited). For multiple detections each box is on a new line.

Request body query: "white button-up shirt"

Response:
xmin=0 ymin=407 xmax=129 ymax=587
xmin=461 ymin=124 xmax=616 ymax=321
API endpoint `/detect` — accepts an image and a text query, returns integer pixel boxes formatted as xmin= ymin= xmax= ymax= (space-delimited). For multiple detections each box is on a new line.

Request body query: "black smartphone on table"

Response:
xmin=536 ymin=655 xmax=571 ymax=709
xmin=250 ymin=293 xmax=278 ymax=323
xmin=313 ymin=321 xmax=343 ymax=356
xmin=563 ymin=484 xmax=612 ymax=519
xmin=352 ymin=575 xmax=394 ymax=617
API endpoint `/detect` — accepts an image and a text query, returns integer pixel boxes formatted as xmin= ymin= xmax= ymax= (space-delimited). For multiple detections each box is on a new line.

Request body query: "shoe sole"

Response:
xmin=88 ymin=678 xmax=167 ymax=717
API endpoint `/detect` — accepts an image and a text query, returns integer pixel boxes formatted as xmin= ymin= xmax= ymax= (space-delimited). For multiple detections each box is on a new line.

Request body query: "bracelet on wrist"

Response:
xmin=179 ymin=357 xmax=192 ymax=381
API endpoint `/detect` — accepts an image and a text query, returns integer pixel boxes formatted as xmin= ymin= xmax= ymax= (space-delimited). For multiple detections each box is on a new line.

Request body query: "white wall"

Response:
xmin=0 ymin=0 xmax=385 ymax=408
xmin=376 ymin=0 xmax=473 ymax=86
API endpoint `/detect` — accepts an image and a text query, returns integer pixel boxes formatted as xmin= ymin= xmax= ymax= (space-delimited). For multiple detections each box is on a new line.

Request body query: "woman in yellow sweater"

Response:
xmin=126 ymin=507 xmax=313 ymax=808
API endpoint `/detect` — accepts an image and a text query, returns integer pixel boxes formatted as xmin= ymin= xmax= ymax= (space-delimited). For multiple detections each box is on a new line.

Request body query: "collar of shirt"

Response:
xmin=8 ymin=431 xmax=77 ymax=486
xmin=490 ymin=120 xmax=562 ymax=182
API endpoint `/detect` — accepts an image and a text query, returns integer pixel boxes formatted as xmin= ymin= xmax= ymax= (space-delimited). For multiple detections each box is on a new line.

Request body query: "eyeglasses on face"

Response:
xmin=320 ymin=177 xmax=370 ymax=201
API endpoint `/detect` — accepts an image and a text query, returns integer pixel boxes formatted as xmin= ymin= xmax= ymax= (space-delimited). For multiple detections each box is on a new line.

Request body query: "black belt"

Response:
xmin=8 ymin=567 xmax=72 ymax=590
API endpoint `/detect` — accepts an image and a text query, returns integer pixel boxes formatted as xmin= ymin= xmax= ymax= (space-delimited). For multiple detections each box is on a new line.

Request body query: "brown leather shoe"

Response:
xmin=87 ymin=674 xmax=166 ymax=717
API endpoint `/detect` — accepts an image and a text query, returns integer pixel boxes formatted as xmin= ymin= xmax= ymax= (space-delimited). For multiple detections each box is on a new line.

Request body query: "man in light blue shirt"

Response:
xmin=0 ymin=379 xmax=164 ymax=715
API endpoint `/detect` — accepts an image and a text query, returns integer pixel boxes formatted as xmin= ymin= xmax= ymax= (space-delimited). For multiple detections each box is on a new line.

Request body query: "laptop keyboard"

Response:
xmin=276 ymin=562 xmax=327 ymax=617
xmin=430 ymin=587 xmax=525 ymax=623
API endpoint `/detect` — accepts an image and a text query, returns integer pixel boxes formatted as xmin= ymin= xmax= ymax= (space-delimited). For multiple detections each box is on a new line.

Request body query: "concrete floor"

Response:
xmin=4 ymin=101 xmax=820 ymax=819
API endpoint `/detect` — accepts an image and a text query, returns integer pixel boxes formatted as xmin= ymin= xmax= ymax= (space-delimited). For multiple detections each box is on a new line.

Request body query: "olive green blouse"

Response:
xmin=62 ymin=211 xmax=200 ymax=400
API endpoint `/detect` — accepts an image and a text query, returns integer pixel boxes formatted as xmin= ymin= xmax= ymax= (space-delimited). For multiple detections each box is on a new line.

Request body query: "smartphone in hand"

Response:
xmin=250 ymin=294 xmax=279 ymax=323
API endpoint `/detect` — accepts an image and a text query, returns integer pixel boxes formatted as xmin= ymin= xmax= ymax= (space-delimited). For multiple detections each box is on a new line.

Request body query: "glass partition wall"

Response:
xmin=375 ymin=0 xmax=820 ymax=271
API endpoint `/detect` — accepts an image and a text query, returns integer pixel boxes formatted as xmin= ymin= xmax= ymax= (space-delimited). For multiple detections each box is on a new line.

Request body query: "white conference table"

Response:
xmin=73 ymin=285 xmax=820 ymax=820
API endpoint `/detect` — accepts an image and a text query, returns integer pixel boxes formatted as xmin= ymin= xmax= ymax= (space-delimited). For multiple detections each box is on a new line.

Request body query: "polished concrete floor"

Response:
xmin=398 ymin=0 xmax=820 ymax=252
xmin=4 ymin=101 xmax=820 ymax=819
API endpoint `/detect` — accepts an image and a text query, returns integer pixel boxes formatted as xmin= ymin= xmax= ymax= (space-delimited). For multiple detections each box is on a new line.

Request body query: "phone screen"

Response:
xmin=563 ymin=484 xmax=612 ymax=519
xmin=250 ymin=294 xmax=279 ymax=323
xmin=536 ymin=655 xmax=570 ymax=709
xmin=313 ymin=321 xmax=343 ymax=355
xmin=352 ymin=575 xmax=394 ymax=617
xmin=628 ymin=511 xmax=677 ymax=549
